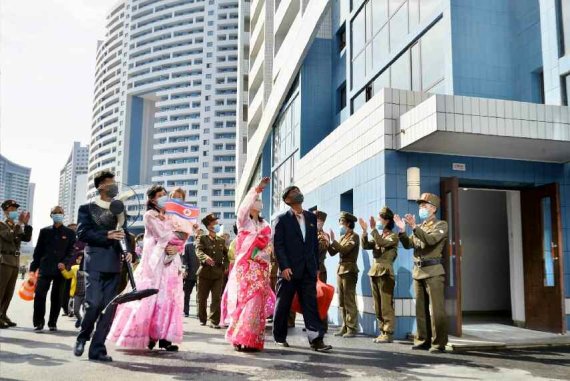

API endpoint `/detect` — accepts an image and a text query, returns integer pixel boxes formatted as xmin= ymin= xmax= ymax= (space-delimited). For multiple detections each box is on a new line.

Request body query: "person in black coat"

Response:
xmin=272 ymin=186 xmax=332 ymax=352
xmin=182 ymin=233 xmax=200 ymax=317
xmin=73 ymin=171 xmax=133 ymax=362
xmin=29 ymin=206 xmax=76 ymax=331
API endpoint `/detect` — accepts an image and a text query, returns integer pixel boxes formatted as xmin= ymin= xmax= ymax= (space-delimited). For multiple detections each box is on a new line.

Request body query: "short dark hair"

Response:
xmin=347 ymin=221 xmax=355 ymax=230
xmin=146 ymin=184 xmax=166 ymax=211
xmin=233 ymin=223 xmax=238 ymax=235
xmin=94 ymin=170 xmax=115 ymax=189
xmin=385 ymin=220 xmax=395 ymax=231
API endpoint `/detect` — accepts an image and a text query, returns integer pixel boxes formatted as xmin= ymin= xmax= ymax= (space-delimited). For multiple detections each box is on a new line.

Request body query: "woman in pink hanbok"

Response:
xmin=221 ymin=177 xmax=275 ymax=352
xmin=107 ymin=185 xmax=184 ymax=351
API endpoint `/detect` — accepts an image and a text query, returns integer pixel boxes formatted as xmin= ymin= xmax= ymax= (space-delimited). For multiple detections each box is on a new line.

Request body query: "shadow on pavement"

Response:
xmin=107 ymin=361 xmax=251 ymax=380
xmin=0 ymin=350 xmax=69 ymax=367
xmin=0 ymin=335 xmax=73 ymax=351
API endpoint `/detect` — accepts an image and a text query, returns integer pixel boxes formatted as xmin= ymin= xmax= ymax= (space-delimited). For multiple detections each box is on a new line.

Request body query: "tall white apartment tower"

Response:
xmin=58 ymin=142 xmax=89 ymax=225
xmin=89 ymin=0 xmax=240 ymax=226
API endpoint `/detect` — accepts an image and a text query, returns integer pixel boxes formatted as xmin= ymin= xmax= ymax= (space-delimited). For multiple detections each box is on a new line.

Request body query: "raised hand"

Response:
xmin=329 ymin=229 xmax=335 ymax=242
xmin=394 ymin=215 xmax=406 ymax=232
xmin=369 ymin=216 xmax=376 ymax=230
xmin=358 ymin=218 xmax=368 ymax=232
xmin=404 ymin=214 xmax=417 ymax=229
xmin=257 ymin=177 xmax=271 ymax=192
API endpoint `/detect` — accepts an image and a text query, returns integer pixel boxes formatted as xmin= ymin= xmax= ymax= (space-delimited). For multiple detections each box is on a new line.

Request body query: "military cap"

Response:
xmin=201 ymin=213 xmax=219 ymax=226
xmin=416 ymin=193 xmax=441 ymax=209
xmin=339 ymin=211 xmax=357 ymax=223
xmin=379 ymin=206 xmax=394 ymax=220
xmin=1 ymin=199 xmax=20 ymax=211
xmin=281 ymin=185 xmax=300 ymax=201
xmin=314 ymin=210 xmax=328 ymax=221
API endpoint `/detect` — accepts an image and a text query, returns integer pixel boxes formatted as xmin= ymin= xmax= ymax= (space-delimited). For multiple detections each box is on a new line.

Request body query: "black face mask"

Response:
xmin=288 ymin=193 xmax=304 ymax=205
xmin=102 ymin=183 xmax=119 ymax=198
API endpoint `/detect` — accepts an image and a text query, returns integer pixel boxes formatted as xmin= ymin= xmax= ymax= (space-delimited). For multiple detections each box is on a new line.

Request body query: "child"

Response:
xmin=59 ymin=255 xmax=85 ymax=328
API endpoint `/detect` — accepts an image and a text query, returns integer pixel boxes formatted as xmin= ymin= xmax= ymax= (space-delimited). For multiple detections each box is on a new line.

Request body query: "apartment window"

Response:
xmin=390 ymin=50 xmax=411 ymax=90
xmin=420 ymin=19 xmax=445 ymax=90
xmin=338 ymin=25 xmax=346 ymax=51
xmin=242 ymin=137 xmax=247 ymax=154
xmin=365 ymin=84 xmax=373 ymax=101
xmin=203 ymin=150 xmax=208 ymax=156
xmin=212 ymin=189 xmax=222 ymax=196
xmin=338 ymin=83 xmax=347 ymax=111
xmin=242 ymin=105 xmax=248 ymax=121
xmin=389 ymin=1 xmax=408 ymax=52
xmin=561 ymin=74 xmax=570 ymax=106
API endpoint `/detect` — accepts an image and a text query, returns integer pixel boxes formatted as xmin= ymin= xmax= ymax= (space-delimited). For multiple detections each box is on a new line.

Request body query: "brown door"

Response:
xmin=440 ymin=177 xmax=462 ymax=336
xmin=521 ymin=183 xmax=566 ymax=333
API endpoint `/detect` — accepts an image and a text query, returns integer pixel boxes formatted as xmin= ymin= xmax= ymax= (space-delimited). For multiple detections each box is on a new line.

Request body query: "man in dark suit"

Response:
xmin=272 ymin=186 xmax=332 ymax=352
xmin=73 ymin=171 xmax=133 ymax=362
xmin=29 ymin=206 xmax=76 ymax=331
xmin=182 ymin=233 xmax=199 ymax=317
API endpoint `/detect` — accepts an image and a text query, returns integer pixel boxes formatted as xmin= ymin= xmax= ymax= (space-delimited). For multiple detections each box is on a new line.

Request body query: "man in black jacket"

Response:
xmin=73 ymin=171 xmax=133 ymax=362
xmin=29 ymin=206 xmax=76 ymax=331
xmin=272 ymin=186 xmax=332 ymax=352
xmin=182 ymin=233 xmax=199 ymax=317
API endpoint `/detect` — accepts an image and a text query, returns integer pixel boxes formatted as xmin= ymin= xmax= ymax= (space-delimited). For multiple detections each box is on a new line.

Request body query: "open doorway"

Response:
xmin=458 ymin=188 xmax=523 ymax=328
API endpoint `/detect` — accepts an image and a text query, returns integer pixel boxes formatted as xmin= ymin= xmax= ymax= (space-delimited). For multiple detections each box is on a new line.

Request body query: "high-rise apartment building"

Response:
xmin=88 ymin=0 xmax=240 ymax=227
xmin=0 ymin=154 xmax=32 ymax=212
xmin=58 ymin=142 xmax=89 ymax=225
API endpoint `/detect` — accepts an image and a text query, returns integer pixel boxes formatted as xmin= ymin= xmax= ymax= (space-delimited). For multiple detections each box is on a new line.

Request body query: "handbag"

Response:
xmin=291 ymin=278 xmax=335 ymax=320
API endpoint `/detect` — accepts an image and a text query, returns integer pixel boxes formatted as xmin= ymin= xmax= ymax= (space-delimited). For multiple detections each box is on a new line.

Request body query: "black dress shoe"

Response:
xmin=0 ymin=321 xmax=9 ymax=329
xmin=274 ymin=341 xmax=290 ymax=348
xmin=49 ymin=326 xmax=57 ymax=332
xmin=89 ymin=354 xmax=113 ymax=362
xmin=411 ymin=343 xmax=430 ymax=350
xmin=148 ymin=340 xmax=156 ymax=350
xmin=4 ymin=318 xmax=16 ymax=327
xmin=209 ymin=323 xmax=221 ymax=329
xmin=74 ymin=341 xmax=86 ymax=357
xmin=34 ymin=325 xmax=44 ymax=332
xmin=310 ymin=339 xmax=332 ymax=352
xmin=200 ymin=321 xmax=207 ymax=326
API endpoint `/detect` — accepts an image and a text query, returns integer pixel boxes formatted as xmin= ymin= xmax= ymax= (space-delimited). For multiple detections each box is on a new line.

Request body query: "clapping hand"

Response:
xmin=404 ymin=214 xmax=417 ymax=229
xmin=358 ymin=218 xmax=368 ymax=232
xmin=394 ymin=215 xmax=406 ymax=231
xmin=165 ymin=245 xmax=178 ymax=256
xmin=329 ymin=229 xmax=335 ymax=242
xmin=369 ymin=216 xmax=376 ymax=230
xmin=19 ymin=211 xmax=30 ymax=225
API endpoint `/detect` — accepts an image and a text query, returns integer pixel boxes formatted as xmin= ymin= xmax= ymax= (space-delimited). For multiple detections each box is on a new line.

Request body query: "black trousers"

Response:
xmin=77 ymin=271 xmax=119 ymax=358
xmin=273 ymin=273 xmax=324 ymax=343
xmin=33 ymin=274 xmax=64 ymax=327
xmin=183 ymin=278 xmax=196 ymax=315
xmin=60 ymin=279 xmax=71 ymax=314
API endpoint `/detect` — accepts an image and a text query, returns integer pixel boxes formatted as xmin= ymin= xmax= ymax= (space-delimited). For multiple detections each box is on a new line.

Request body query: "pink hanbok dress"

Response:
xmin=221 ymin=187 xmax=276 ymax=350
xmin=107 ymin=210 xmax=184 ymax=348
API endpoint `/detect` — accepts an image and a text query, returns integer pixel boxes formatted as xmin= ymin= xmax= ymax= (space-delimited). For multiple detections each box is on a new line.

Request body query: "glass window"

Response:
xmin=366 ymin=1 xmax=374 ymax=40
xmin=366 ymin=43 xmax=373 ymax=75
xmin=389 ymin=1 xmax=408 ymax=52
xmin=352 ymin=0 xmax=366 ymax=11
xmin=562 ymin=0 xmax=570 ymax=57
xmin=352 ymin=7 xmax=367 ymax=57
xmin=420 ymin=0 xmax=441 ymax=22
xmin=389 ymin=0 xmax=406 ymax=15
xmin=390 ymin=51 xmax=411 ymax=90
xmin=421 ymin=20 xmax=445 ymax=90
xmin=541 ymin=197 xmax=555 ymax=287
xmin=411 ymin=42 xmax=421 ymax=91
xmin=373 ymin=69 xmax=390 ymax=94
xmin=352 ymin=51 xmax=366 ymax=89
xmin=409 ymin=0 xmax=420 ymax=29
xmin=372 ymin=0 xmax=388 ymax=34
xmin=372 ymin=24 xmax=389 ymax=70
xmin=352 ymin=90 xmax=366 ymax=113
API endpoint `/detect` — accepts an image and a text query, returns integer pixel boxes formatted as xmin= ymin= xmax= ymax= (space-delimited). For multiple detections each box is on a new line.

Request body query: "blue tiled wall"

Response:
xmin=300 ymin=38 xmax=334 ymax=157
xmin=305 ymin=149 xmax=569 ymax=338
xmin=261 ymin=136 xmax=272 ymax=218
xmin=451 ymin=0 xmax=543 ymax=102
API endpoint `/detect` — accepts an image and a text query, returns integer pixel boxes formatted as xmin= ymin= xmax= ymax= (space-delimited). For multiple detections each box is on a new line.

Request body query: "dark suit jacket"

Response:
xmin=182 ymin=242 xmax=199 ymax=281
xmin=30 ymin=225 xmax=76 ymax=276
xmin=77 ymin=203 xmax=133 ymax=274
xmin=273 ymin=210 xmax=319 ymax=280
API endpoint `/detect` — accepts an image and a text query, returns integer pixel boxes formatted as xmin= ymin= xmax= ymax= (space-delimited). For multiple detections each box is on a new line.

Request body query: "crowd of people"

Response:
xmin=0 ymin=169 xmax=450 ymax=362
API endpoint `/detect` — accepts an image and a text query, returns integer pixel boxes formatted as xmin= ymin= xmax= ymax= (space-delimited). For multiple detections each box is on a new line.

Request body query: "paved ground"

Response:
xmin=1 ymin=291 xmax=569 ymax=381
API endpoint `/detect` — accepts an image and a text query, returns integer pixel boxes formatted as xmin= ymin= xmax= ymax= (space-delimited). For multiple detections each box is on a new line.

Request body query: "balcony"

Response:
xmin=248 ymin=86 xmax=263 ymax=130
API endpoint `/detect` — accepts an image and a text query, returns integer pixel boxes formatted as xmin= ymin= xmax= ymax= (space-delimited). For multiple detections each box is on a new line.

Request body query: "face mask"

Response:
xmin=339 ymin=226 xmax=347 ymax=236
xmin=252 ymin=200 xmax=263 ymax=211
xmin=213 ymin=225 xmax=221 ymax=234
xmin=51 ymin=214 xmax=64 ymax=224
xmin=8 ymin=211 xmax=19 ymax=221
xmin=419 ymin=208 xmax=430 ymax=220
xmin=103 ymin=183 xmax=119 ymax=198
xmin=317 ymin=221 xmax=324 ymax=231
xmin=289 ymin=193 xmax=304 ymax=204
xmin=172 ymin=197 xmax=184 ymax=203
xmin=157 ymin=195 xmax=169 ymax=209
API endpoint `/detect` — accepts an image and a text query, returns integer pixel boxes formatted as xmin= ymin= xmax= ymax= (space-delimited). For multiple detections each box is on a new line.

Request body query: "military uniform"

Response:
xmin=328 ymin=211 xmax=359 ymax=337
xmin=0 ymin=200 xmax=33 ymax=328
xmin=361 ymin=207 xmax=397 ymax=342
xmin=196 ymin=214 xmax=229 ymax=327
xmin=399 ymin=193 xmax=448 ymax=351
xmin=315 ymin=210 xmax=330 ymax=332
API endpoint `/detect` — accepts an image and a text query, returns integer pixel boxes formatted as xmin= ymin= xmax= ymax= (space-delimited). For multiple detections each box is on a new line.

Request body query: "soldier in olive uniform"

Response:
xmin=315 ymin=210 xmax=330 ymax=332
xmin=196 ymin=213 xmax=229 ymax=329
xmin=395 ymin=193 xmax=448 ymax=353
xmin=328 ymin=211 xmax=359 ymax=338
xmin=359 ymin=207 xmax=397 ymax=343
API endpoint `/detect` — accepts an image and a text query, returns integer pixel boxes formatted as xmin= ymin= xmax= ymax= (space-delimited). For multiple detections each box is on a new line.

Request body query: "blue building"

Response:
xmin=238 ymin=0 xmax=570 ymax=340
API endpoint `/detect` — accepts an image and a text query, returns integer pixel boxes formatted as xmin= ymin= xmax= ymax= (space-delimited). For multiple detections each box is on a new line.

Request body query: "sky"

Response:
xmin=0 ymin=0 xmax=120 ymax=240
